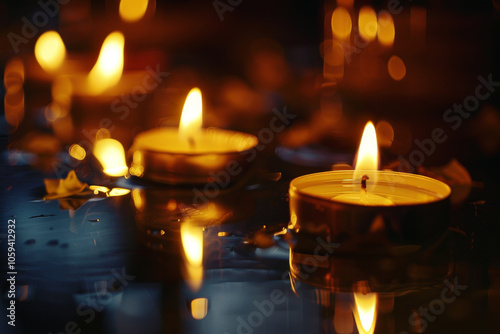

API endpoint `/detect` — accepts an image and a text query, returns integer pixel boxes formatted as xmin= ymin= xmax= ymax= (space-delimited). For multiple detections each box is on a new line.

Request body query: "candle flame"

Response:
xmin=181 ymin=221 xmax=204 ymax=292
xmin=358 ymin=6 xmax=378 ymax=42
xmin=93 ymin=138 xmax=128 ymax=177
xmin=377 ymin=11 xmax=395 ymax=47
xmin=87 ymin=31 xmax=125 ymax=95
xmin=353 ymin=121 xmax=378 ymax=187
xmin=35 ymin=31 xmax=66 ymax=73
xmin=355 ymin=122 xmax=378 ymax=171
xmin=119 ymin=0 xmax=149 ymax=22
xmin=353 ymin=293 xmax=378 ymax=334
xmin=191 ymin=298 xmax=208 ymax=320
xmin=179 ymin=88 xmax=203 ymax=144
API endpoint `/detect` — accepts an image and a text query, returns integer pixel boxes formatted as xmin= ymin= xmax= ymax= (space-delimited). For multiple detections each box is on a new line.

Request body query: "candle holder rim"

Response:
xmin=289 ymin=170 xmax=451 ymax=207
xmin=132 ymin=126 xmax=259 ymax=156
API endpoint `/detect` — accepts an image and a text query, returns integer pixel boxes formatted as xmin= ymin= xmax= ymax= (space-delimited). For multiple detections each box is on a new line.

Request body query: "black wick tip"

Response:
xmin=361 ymin=175 xmax=369 ymax=190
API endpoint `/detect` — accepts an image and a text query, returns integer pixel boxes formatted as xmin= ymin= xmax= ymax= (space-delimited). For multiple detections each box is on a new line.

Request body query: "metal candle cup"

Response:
xmin=129 ymin=127 xmax=258 ymax=185
xmin=289 ymin=170 xmax=451 ymax=248
xmin=288 ymin=170 xmax=452 ymax=291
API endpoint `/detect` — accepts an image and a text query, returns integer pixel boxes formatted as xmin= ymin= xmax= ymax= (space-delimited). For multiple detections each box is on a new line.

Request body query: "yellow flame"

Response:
xmin=358 ymin=6 xmax=377 ymax=41
xmin=331 ymin=7 xmax=352 ymax=40
xmin=388 ymin=55 xmax=406 ymax=81
xmin=191 ymin=298 xmax=208 ymax=320
xmin=108 ymin=188 xmax=131 ymax=197
xmin=69 ymin=144 xmax=86 ymax=160
xmin=355 ymin=122 xmax=378 ymax=171
xmin=377 ymin=11 xmax=395 ymax=47
xmin=179 ymin=88 xmax=203 ymax=143
xmin=93 ymin=138 xmax=128 ymax=177
xmin=87 ymin=31 xmax=125 ymax=95
xmin=35 ymin=31 xmax=66 ymax=73
xmin=353 ymin=293 xmax=378 ymax=334
xmin=119 ymin=0 xmax=149 ymax=22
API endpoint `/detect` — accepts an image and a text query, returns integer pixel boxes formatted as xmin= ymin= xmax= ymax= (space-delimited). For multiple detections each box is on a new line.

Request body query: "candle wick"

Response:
xmin=361 ymin=174 xmax=369 ymax=191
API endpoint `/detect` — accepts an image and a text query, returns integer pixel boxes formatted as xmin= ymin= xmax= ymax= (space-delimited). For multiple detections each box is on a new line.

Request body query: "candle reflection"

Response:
xmin=181 ymin=221 xmax=204 ymax=292
xmin=353 ymin=292 xmax=378 ymax=334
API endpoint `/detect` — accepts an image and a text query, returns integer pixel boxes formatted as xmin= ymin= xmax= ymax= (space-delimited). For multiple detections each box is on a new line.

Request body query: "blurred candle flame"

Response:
xmin=108 ymin=188 xmax=131 ymax=197
xmin=69 ymin=144 xmax=86 ymax=160
xmin=331 ymin=7 xmax=352 ymax=40
xmin=353 ymin=293 xmax=378 ymax=334
xmin=93 ymin=138 xmax=128 ymax=177
xmin=119 ymin=0 xmax=149 ymax=22
xmin=181 ymin=221 xmax=204 ymax=292
xmin=358 ymin=6 xmax=377 ymax=41
xmin=388 ymin=55 xmax=406 ymax=81
xmin=178 ymin=88 xmax=203 ymax=144
xmin=377 ymin=11 xmax=395 ymax=47
xmin=35 ymin=31 xmax=66 ymax=73
xmin=87 ymin=31 xmax=125 ymax=95
xmin=191 ymin=298 xmax=208 ymax=320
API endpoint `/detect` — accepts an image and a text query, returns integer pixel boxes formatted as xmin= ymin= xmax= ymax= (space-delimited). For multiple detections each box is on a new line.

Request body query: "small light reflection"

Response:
xmin=93 ymin=138 xmax=128 ymax=177
xmin=377 ymin=11 xmax=395 ymax=47
xmin=387 ymin=55 xmax=406 ymax=81
xmin=331 ymin=7 xmax=352 ymax=40
xmin=132 ymin=189 xmax=145 ymax=211
xmin=191 ymin=298 xmax=208 ymax=320
xmin=69 ymin=144 xmax=86 ymax=160
xmin=108 ymin=188 xmax=131 ymax=197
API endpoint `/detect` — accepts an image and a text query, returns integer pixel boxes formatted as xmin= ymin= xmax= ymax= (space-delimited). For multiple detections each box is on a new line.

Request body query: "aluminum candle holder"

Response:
xmin=288 ymin=170 xmax=452 ymax=290
xmin=129 ymin=127 xmax=258 ymax=185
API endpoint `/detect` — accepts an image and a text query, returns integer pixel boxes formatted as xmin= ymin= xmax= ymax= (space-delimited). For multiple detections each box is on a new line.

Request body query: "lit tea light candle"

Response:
xmin=291 ymin=122 xmax=450 ymax=207
xmin=288 ymin=121 xmax=452 ymax=267
xmin=129 ymin=88 xmax=258 ymax=184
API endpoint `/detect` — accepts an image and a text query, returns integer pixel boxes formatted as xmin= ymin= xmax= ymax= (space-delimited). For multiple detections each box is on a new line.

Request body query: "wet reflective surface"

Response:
xmin=1 ymin=159 xmax=499 ymax=334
